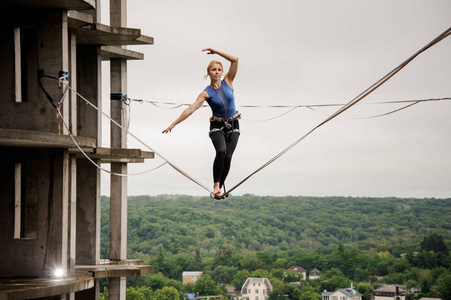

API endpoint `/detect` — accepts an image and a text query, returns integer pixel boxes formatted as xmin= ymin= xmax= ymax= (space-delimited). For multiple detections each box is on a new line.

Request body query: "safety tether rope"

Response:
xmin=39 ymin=73 xmax=170 ymax=177
xmin=222 ymin=26 xmax=451 ymax=197
xmin=58 ymin=111 xmax=168 ymax=177
xmin=58 ymin=81 xmax=213 ymax=193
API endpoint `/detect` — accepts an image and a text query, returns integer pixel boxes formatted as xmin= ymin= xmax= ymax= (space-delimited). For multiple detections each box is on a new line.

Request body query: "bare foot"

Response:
xmin=213 ymin=182 xmax=223 ymax=199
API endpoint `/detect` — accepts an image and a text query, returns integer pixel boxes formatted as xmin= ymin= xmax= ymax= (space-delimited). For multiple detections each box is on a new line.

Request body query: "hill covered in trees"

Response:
xmin=100 ymin=195 xmax=451 ymax=299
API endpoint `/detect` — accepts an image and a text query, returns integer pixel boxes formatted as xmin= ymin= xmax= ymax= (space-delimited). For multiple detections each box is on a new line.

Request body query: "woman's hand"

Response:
xmin=202 ymin=48 xmax=216 ymax=55
xmin=162 ymin=124 xmax=175 ymax=134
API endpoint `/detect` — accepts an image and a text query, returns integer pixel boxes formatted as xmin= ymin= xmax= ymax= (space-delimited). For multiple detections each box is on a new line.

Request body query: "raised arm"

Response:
xmin=202 ymin=48 xmax=239 ymax=87
xmin=162 ymin=91 xmax=209 ymax=133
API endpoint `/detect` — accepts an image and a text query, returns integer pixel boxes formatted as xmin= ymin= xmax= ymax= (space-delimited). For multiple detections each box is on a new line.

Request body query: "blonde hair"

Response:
xmin=204 ymin=60 xmax=224 ymax=79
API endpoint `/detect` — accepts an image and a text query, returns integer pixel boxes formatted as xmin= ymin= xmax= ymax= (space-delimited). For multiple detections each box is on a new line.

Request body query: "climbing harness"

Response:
xmin=209 ymin=111 xmax=241 ymax=136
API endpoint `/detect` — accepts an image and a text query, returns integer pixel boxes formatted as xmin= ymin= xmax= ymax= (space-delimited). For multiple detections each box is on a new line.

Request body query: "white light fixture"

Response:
xmin=54 ymin=268 xmax=65 ymax=278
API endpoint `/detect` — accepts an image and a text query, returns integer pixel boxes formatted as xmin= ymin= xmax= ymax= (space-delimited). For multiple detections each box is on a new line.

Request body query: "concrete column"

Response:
xmin=61 ymin=151 xmax=70 ymax=274
xmin=69 ymin=155 xmax=77 ymax=273
xmin=109 ymin=57 xmax=128 ymax=298
xmin=68 ymin=155 xmax=77 ymax=300
xmin=110 ymin=58 xmax=127 ymax=149
xmin=109 ymin=163 xmax=128 ymax=260
xmin=69 ymin=30 xmax=77 ymax=135
xmin=76 ymin=159 xmax=101 ymax=265
xmin=109 ymin=277 xmax=126 ymax=299
xmin=61 ymin=12 xmax=69 ymax=135
xmin=109 ymin=1 xmax=128 ymax=298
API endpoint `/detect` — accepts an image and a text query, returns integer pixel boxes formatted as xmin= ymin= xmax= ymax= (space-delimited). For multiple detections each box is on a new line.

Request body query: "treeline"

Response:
xmin=99 ymin=195 xmax=451 ymax=299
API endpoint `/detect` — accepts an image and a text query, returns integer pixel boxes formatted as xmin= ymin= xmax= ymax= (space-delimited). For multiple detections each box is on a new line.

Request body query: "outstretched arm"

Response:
xmin=202 ymin=48 xmax=239 ymax=87
xmin=162 ymin=91 xmax=209 ymax=133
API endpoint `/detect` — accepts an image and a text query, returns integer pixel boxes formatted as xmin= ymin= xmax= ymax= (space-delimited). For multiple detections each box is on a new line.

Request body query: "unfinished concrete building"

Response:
xmin=0 ymin=0 xmax=154 ymax=298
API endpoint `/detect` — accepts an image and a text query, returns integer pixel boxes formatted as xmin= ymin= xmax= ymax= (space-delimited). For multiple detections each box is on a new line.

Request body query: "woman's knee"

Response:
xmin=216 ymin=147 xmax=227 ymax=158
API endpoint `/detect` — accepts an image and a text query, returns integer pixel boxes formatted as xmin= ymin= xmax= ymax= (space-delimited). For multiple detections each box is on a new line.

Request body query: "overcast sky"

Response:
xmin=99 ymin=0 xmax=451 ymax=198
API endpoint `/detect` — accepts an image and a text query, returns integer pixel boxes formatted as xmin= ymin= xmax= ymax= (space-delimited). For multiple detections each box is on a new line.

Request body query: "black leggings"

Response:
xmin=210 ymin=124 xmax=240 ymax=188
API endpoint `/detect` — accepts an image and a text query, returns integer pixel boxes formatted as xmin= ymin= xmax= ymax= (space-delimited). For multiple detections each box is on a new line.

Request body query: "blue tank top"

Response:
xmin=204 ymin=80 xmax=236 ymax=119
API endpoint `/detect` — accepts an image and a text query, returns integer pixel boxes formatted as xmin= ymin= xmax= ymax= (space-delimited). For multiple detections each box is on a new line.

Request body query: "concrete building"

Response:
xmin=241 ymin=278 xmax=273 ymax=300
xmin=0 ymin=0 xmax=154 ymax=299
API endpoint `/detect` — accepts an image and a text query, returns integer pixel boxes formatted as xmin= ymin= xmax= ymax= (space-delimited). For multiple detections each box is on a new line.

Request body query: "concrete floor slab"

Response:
xmin=0 ymin=276 xmax=94 ymax=300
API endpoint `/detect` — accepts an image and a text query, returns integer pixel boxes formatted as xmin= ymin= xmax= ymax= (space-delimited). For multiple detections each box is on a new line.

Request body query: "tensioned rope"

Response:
xmin=222 ymin=26 xmax=451 ymax=197
xmin=128 ymin=97 xmax=451 ymax=121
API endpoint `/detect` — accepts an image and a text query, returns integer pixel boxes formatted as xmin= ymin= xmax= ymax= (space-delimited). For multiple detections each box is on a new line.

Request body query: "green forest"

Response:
xmin=99 ymin=195 xmax=451 ymax=300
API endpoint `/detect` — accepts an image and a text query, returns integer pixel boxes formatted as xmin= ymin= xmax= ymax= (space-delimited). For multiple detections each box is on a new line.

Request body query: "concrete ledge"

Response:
xmin=101 ymin=45 xmax=145 ymax=61
xmin=76 ymin=260 xmax=154 ymax=278
xmin=67 ymin=9 xmax=94 ymax=27
xmin=69 ymin=146 xmax=154 ymax=163
xmin=74 ymin=23 xmax=154 ymax=46
xmin=0 ymin=276 xmax=94 ymax=300
xmin=0 ymin=129 xmax=96 ymax=148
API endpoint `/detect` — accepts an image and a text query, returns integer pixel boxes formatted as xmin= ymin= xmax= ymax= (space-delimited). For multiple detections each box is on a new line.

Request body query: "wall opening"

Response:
xmin=14 ymin=27 xmax=38 ymax=103
xmin=14 ymin=162 xmax=38 ymax=239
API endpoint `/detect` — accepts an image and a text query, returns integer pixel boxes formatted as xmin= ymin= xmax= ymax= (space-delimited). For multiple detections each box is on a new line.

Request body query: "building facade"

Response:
xmin=0 ymin=0 xmax=153 ymax=298
xmin=373 ymin=285 xmax=406 ymax=300
xmin=309 ymin=268 xmax=321 ymax=279
xmin=241 ymin=278 xmax=273 ymax=300
xmin=323 ymin=287 xmax=362 ymax=300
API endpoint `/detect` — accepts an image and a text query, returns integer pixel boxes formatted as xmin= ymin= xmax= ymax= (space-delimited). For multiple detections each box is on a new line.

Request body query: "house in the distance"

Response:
xmin=285 ymin=266 xmax=307 ymax=280
xmin=182 ymin=271 xmax=203 ymax=285
xmin=372 ymin=285 xmax=406 ymax=300
xmin=322 ymin=285 xmax=362 ymax=300
xmin=225 ymin=285 xmax=238 ymax=298
xmin=241 ymin=278 xmax=273 ymax=300
xmin=309 ymin=268 xmax=321 ymax=279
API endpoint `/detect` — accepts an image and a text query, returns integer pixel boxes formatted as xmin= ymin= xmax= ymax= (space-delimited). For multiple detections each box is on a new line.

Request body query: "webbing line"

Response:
xmin=223 ymin=26 xmax=451 ymax=197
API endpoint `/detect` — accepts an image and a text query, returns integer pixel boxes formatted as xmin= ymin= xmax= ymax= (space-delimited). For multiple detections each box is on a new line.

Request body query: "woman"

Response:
xmin=162 ymin=48 xmax=240 ymax=199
